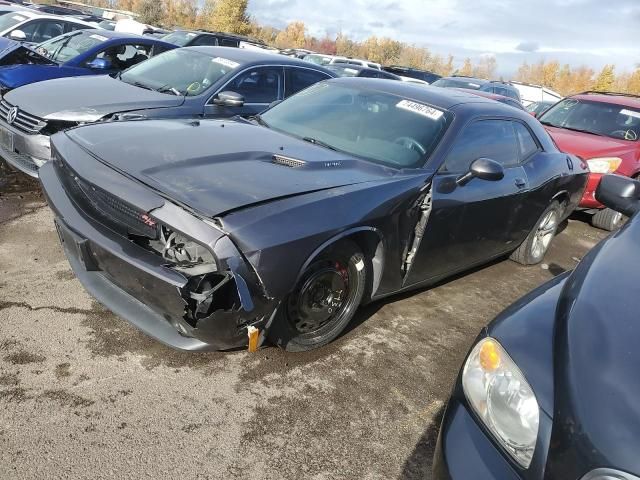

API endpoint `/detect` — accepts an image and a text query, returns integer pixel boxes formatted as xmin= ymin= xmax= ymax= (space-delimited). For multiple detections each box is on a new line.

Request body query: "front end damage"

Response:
xmin=40 ymin=142 xmax=276 ymax=351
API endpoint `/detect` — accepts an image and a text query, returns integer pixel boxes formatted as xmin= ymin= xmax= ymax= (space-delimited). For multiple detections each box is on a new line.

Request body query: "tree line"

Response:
xmin=76 ymin=0 xmax=640 ymax=96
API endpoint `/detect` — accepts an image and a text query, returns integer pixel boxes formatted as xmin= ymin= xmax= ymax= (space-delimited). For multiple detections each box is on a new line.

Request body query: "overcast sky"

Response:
xmin=248 ymin=0 xmax=638 ymax=76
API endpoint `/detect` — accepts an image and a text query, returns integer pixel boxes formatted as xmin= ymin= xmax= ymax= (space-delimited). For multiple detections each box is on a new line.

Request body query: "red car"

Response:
xmin=539 ymin=91 xmax=640 ymax=230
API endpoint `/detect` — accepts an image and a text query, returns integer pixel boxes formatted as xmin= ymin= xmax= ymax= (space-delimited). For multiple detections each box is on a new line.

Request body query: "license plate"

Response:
xmin=0 ymin=127 xmax=13 ymax=152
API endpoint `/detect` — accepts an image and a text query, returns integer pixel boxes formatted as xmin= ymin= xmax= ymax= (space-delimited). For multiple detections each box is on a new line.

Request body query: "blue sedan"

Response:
xmin=0 ymin=29 xmax=176 ymax=92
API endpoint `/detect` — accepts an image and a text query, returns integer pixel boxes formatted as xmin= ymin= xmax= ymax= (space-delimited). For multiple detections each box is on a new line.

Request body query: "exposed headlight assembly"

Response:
xmin=582 ymin=469 xmax=640 ymax=480
xmin=462 ymin=337 xmax=539 ymax=468
xmin=586 ymin=157 xmax=622 ymax=174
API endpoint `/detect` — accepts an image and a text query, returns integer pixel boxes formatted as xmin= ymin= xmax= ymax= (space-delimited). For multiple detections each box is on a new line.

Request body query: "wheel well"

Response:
xmin=300 ymin=229 xmax=385 ymax=301
xmin=552 ymin=191 xmax=569 ymax=208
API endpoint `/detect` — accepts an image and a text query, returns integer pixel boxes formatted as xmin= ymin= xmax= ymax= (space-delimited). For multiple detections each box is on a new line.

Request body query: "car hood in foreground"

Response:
xmin=544 ymin=125 xmax=637 ymax=162
xmin=63 ymin=118 xmax=399 ymax=218
xmin=4 ymin=75 xmax=184 ymax=120
xmin=546 ymin=213 xmax=640 ymax=478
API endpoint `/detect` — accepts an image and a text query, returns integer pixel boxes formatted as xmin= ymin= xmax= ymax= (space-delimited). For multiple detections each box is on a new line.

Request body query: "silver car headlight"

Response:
xmin=462 ymin=337 xmax=539 ymax=468
xmin=582 ymin=469 xmax=640 ymax=480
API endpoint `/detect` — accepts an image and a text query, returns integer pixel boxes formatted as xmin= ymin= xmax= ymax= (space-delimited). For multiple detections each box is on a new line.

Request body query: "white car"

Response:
xmin=302 ymin=53 xmax=382 ymax=70
xmin=0 ymin=10 xmax=96 ymax=44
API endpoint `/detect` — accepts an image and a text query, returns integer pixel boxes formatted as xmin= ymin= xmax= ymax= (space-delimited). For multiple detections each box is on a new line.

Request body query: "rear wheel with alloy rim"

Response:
xmin=510 ymin=202 xmax=562 ymax=265
xmin=268 ymin=240 xmax=367 ymax=352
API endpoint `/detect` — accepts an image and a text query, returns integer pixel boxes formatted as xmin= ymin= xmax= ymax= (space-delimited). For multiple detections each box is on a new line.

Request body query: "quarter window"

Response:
xmin=513 ymin=122 xmax=539 ymax=160
xmin=443 ymin=119 xmax=519 ymax=172
xmin=226 ymin=67 xmax=283 ymax=104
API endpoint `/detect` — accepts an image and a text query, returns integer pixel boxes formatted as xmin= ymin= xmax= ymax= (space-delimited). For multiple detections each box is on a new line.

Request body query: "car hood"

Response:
xmin=547 ymin=213 xmax=640 ymax=478
xmin=64 ymin=118 xmax=397 ymax=218
xmin=0 ymin=64 xmax=75 ymax=89
xmin=4 ymin=75 xmax=184 ymax=121
xmin=544 ymin=125 xmax=637 ymax=160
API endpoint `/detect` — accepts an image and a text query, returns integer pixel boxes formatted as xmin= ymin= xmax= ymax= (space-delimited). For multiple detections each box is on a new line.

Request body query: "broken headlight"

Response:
xmin=142 ymin=225 xmax=217 ymax=274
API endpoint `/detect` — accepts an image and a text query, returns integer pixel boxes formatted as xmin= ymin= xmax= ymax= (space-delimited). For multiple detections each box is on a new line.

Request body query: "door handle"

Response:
xmin=515 ymin=178 xmax=526 ymax=189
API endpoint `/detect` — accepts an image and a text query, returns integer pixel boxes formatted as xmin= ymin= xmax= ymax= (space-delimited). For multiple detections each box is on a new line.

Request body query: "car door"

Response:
xmin=284 ymin=67 xmax=332 ymax=98
xmin=205 ymin=66 xmax=284 ymax=118
xmin=404 ymin=118 xmax=530 ymax=286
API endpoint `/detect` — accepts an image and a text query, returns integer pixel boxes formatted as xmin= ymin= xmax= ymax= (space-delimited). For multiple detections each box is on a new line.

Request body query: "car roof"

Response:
xmin=186 ymin=46 xmax=331 ymax=68
xmin=443 ymin=76 xmax=490 ymax=84
xmin=571 ymin=92 xmax=640 ymax=109
xmin=9 ymin=10 xmax=96 ymax=25
xmin=329 ymin=77 xmax=516 ymax=110
xmin=72 ymin=30 xmax=157 ymax=40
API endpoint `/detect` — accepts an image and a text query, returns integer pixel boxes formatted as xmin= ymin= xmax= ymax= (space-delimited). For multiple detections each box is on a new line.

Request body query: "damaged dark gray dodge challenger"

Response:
xmin=39 ymin=79 xmax=589 ymax=352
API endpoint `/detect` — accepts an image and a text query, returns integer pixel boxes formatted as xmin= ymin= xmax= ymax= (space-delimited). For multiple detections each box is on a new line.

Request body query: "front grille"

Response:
xmin=54 ymin=156 xmax=158 ymax=239
xmin=0 ymin=99 xmax=47 ymax=134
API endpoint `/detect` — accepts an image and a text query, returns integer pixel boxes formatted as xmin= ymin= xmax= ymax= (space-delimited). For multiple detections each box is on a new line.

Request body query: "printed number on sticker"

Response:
xmin=396 ymin=100 xmax=444 ymax=120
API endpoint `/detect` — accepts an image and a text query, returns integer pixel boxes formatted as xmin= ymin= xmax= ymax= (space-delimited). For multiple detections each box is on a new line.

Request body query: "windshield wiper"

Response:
xmin=560 ymin=126 xmax=606 ymax=137
xmin=252 ymin=113 xmax=270 ymax=128
xmin=155 ymin=85 xmax=182 ymax=96
xmin=302 ymin=136 xmax=338 ymax=151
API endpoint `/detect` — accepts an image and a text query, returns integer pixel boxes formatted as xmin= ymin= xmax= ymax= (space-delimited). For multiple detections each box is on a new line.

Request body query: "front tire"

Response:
xmin=591 ymin=207 xmax=624 ymax=231
xmin=510 ymin=202 xmax=562 ymax=265
xmin=268 ymin=240 xmax=367 ymax=352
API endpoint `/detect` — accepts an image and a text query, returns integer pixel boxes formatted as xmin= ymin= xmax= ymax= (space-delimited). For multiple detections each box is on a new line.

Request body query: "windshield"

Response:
xmin=261 ymin=83 xmax=452 ymax=169
xmin=0 ymin=12 xmax=27 ymax=32
xmin=432 ymin=78 xmax=484 ymax=90
xmin=162 ymin=31 xmax=197 ymax=47
xmin=120 ymin=49 xmax=239 ymax=96
xmin=303 ymin=54 xmax=332 ymax=65
xmin=540 ymin=98 xmax=640 ymax=141
xmin=35 ymin=31 xmax=107 ymax=64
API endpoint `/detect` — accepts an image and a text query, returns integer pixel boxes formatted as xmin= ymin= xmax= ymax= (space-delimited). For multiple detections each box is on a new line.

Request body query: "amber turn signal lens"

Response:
xmin=479 ymin=339 xmax=501 ymax=371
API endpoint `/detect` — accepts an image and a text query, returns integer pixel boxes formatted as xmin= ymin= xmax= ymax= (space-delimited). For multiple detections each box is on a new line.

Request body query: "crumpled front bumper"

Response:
xmin=0 ymin=118 xmax=50 ymax=178
xmin=40 ymin=159 xmax=276 ymax=351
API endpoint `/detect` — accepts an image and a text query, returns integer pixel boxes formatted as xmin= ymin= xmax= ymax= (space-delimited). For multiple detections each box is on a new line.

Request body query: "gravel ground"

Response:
xmin=0 ymin=168 xmax=608 ymax=479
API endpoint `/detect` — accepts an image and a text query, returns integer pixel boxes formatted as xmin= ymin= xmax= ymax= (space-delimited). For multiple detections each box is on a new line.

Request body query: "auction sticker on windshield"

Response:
xmin=212 ymin=57 xmax=240 ymax=69
xmin=396 ymin=100 xmax=444 ymax=121
xmin=90 ymin=34 xmax=108 ymax=42
xmin=621 ymin=109 xmax=640 ymax=120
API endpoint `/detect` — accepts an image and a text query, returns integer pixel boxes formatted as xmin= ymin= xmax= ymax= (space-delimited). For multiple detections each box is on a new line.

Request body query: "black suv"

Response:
xmin=383 ymin=66 xmax=441 ymax=84
xmin=162 ymin=30 xmax=265 ymax=48
xmin=432 ymin=76 xmax=522 ymax=102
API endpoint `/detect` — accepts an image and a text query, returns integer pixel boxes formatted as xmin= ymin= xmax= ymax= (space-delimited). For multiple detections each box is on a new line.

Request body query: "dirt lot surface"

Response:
xmin=0 ymin=168 xmax=608 ymax=479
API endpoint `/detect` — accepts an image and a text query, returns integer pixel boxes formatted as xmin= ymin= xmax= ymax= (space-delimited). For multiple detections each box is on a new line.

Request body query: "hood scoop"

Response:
xmin=271 ymin=154 xmax=306 ymax=168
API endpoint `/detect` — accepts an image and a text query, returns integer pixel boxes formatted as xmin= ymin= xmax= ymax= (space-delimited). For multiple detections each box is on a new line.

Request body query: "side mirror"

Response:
xmin=9 ymin=29 xmax=26 ymax=41
xmin=87 ymin=58 xmax=112 ymax=70
xmin=456 ymin=158 xmax=505 ymax=186
xmin=530 ymin=111 xmax=537 ymax=118
xmin=595 ymin=174 xmax=640 ymax=217
xmin=212 ymin=91 xmax=244 ymax=107
xmin=268 ymin=99 xmax=283 ymax=109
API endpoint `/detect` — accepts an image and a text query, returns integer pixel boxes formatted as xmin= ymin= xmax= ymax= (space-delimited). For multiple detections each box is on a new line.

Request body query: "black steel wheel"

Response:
xmin=268 ymin=240 xmax=367 ymax=352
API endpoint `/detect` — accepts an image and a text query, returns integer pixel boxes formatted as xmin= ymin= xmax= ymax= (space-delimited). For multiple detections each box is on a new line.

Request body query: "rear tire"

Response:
xmin=267 ymin=240 xmax=367 ymax=352
xmin=510 ymin=202 xmax=562 ymax=265
xmin=591 ymin=208 xmax=624 ymax=231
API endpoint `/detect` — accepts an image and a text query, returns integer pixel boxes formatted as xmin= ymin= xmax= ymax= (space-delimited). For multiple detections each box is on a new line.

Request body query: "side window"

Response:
xmin=220 ymin=38 xmax=239 ymax=47
xmin=88 ymin=43 xmax=151 ymax=70
xmin=18 ymin=20 xmax=65 ymax=43
xmin=226 ymin=67 xmax=283 ymax=104
xmin=286 ymin=68 xmax=330 ymax=97
xmin=443 ymin=120 xmax=519 ymax=173
xmin=513 ymin=122 xmax=540 ymax=160
xmin=192 ymin=35 xmax=218 ymax=46
xmin=358 ymin=70 xmax=377 ymax=78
